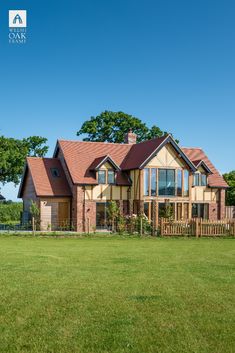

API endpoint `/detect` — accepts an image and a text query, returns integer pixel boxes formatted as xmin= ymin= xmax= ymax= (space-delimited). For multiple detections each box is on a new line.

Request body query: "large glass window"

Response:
xmin=177 ymin=170 xmax=182 ymax=196
xmin=108 ymin=170 xmax=115 ymax=184
xmin=183 ymin=170 xmax=189 ymax=196
xmin=192 ymin=203 xmax=208 ymax=219
xmin=151 ymin=168 xmax=157 ymax=196
xmin=98 ymin=170 xmax=106 ymax=184
xmin=158 ymin=169 xmax=175 ymax=196
xmin=144 ymin=168 xmax=149 ymax=196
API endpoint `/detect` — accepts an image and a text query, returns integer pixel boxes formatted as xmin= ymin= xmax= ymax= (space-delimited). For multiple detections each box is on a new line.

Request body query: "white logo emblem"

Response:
xmin=9 ymin=10 xmax=27 ymax=28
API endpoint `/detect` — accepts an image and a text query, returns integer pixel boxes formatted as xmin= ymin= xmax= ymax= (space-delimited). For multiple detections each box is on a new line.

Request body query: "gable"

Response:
xmin=146 ymin=144 xmax=188 ymax=168
xmin=99 ymin=162 xmax=114 ymax=170
xmin=20 ymin=168 xmax=37 ymax=200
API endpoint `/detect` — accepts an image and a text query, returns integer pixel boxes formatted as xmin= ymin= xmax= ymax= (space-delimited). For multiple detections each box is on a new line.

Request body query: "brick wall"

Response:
xmin=208 ymin=203 xmax=219 ymax=220
xmin=219 ymin=189 xmax=226 ymax=219
xmin=84 ymin=200 xmax=96 ymax=232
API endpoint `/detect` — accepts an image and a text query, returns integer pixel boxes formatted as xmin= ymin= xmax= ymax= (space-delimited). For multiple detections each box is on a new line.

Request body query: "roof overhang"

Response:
xmin=139 ymin=135 xmax=197 ymax=172
xmin=193 ymin=160 xmax=212 ymax=174
xmin=18 ymin=163 xmax=29 ymax=198
xmin=90 ymin=155 xmax=121 ymax=171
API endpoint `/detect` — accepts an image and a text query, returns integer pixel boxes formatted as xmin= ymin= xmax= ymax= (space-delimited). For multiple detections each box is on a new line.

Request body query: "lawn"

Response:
xmin=0 ymin=236 xmax=234 ymax=353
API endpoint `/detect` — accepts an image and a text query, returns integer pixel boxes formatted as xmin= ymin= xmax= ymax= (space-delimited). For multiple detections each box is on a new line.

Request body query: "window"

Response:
xmin=194 ymin=173 xmax=200 ymax=186
xmin=201 ymin=174 xmax=207 ymax=186
xmin=158 ymin=169 xmax=175 ymax=196
xmin=158 ymin=202 xmax=175 ymax=219
xmin=151 ymin=168 xmax=157 ymax=196
xmin=192 ymin=203 xmax=208 ymax=219
xmin=177 ymin=170 xmax=182 ymax=196
xmin=108 ymin=170 xmax=115 ymax=184
xmin=193 ymin=173 xmax=207 ymax=186
xmin=98 ymin=170 xmax=106 ymax=184
xmin=183 ymin=170 xmax=189 ymax=196
xmin=144 ymin=202 xmax=149 ymax=219
xmin=51 ymin=168 xmax=60 ymax=177
xmin=144 ymin=168 xmax=149 ymax=196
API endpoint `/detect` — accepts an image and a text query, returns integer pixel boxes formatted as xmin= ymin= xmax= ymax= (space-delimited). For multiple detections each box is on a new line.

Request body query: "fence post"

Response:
xmin=87 ymin=218 xmax=90 ymax=234
xmin=160 ymin=218 xmax=164 ymax=236
xmin=32 ymin=217 xmax=35 ymax=236
xmin=140 ymin=217 xmax=143 ymax=236
xmin=195 ymin=218 xmax=199 ymax=238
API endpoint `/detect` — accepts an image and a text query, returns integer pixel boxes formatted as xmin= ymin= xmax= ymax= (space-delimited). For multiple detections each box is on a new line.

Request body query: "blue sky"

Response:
xmin=0 ymin=0 xmax=234 ymax=201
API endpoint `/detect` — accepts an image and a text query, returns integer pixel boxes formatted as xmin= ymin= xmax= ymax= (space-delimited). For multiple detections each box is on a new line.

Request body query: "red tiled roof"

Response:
xmin=20 ymin=158 xmax=72 ymax=197
xmin=121 ymin=135 xmax=167 ymax=170
xmin=58 ymin=140 xmax=132 ymax=185
xmin=19 ymin=138 xmax=227 ymax=196
xmin=89 ymin=155 xmax=121 ymax=171
xmin=182 ymin=148 xmax=228 ymax=188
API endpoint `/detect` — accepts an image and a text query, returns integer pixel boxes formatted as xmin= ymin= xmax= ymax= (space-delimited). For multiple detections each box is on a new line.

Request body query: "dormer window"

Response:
xmin=108 ymin=170 xmax=115 ymax=184
xmin=98 ymin=170 xmax=106 ymax=184
xmin=201 ymin=174 xmax=207 ymax=186
xmin=193 ymin=173 xmax=207 ymax=186
xmin=98 ymin=170 xmax=116 ymax=184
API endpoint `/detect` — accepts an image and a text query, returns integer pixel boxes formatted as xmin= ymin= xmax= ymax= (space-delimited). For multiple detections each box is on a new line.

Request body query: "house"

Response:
xmin=18 ymin=132 xmax=228 ymax=231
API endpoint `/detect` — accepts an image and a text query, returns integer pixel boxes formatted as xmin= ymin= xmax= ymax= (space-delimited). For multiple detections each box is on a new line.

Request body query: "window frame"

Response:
xmin=107 ymin=170 xmax=115 ymax=184
xmin=98 ymin=170 xmax=106 ymax=184
xmin=158 ymin=168 xmax=176 ymax=197
xmin=97 ymin=169 xmax=116 ymax=185
xmin=193 ymin=173 xmax=207 ymax=187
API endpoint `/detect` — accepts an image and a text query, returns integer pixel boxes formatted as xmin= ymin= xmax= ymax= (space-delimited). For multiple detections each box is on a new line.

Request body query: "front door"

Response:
xmin=58 ymin=202 xmax=69 ymax=227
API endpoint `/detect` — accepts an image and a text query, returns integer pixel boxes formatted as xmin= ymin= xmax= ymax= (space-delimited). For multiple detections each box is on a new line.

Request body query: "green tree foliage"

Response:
xmin=223 ymin=170 xmax=235 ymax=205
xmin=0 ymin=136 xmax=48 ymax=184
xmin=77 ymin=111 xmax=176 ymax=143
xmin=0 ymin=201 xmax=23 ymax=224
xmin=22 ymin=136 xmax=48 ymax=157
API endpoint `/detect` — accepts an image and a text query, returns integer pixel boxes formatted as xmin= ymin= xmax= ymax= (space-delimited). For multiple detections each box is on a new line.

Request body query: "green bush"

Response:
xmin=0 ymin=202 xmax=23 ymax=224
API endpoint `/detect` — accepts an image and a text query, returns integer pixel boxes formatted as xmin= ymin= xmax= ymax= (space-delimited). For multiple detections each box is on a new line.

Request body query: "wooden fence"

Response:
xmin=160 ymin=218 xmax=235 ymax=237
xmin=225 ymin=206 xmax=235 ymax=219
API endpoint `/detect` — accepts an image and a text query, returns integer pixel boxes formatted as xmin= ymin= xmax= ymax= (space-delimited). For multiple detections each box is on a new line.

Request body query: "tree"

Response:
xmin=223 ymin=171 xmax=235 ymax=206
xmin=0 ymin=136 xmax=48 ymax=185
xmin=23 ymin=136 xmax=48 ymax=157
xmin=77 ymin=111 xmax=176 ymax=143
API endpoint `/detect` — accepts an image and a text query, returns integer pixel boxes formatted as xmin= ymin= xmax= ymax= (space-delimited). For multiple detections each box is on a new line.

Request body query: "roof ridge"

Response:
xmin=58 ymin=139 xmax=131 ymax=146
xmin=27 ymin=156 xmax=57 ymax=160
xmin=58 ymin=135 xmax=168 ymax=146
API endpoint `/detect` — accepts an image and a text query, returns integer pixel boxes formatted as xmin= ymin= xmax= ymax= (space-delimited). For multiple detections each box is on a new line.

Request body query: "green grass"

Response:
xmin=0 ymin=236 xmax=234 ymax=353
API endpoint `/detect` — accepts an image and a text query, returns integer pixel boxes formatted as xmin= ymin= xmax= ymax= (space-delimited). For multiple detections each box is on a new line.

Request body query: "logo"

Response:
xmin=13 ymin=14 xmax=23 ymax=25
xmin=9 ymin=10 xmax=27 ymax=44
xmin=9 ymin=10 xmax=26 ymax=28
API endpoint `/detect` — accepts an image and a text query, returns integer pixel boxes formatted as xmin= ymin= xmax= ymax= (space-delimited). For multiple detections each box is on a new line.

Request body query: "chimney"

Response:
xmin=124 ymin=129 xmax=137 ymax=144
